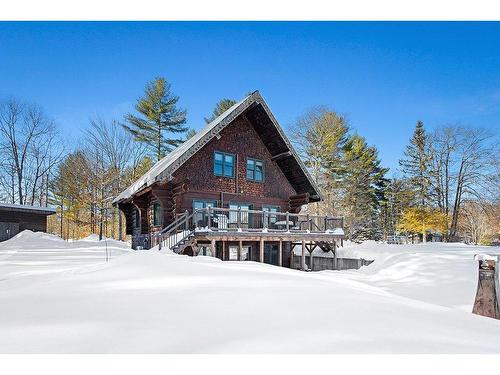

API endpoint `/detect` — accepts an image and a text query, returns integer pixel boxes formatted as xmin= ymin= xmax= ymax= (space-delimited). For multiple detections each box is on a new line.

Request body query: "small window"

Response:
xmin=246 ymin=158 xmax=264 ymax=181
xmin=134 ymin=209 xmax=140 ymax=228
xmin=152 ymin=202 xmax=162 ymax=226
xmin=214 ymin=151 xmax=235 ymax=178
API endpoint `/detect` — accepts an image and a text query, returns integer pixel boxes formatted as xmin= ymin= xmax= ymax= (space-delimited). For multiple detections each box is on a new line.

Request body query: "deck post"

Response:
xmin=286 ymin=211 xmax=290 ymax=231
xmin=301 ymin=240 xmax=306 ymax=270
xmin=260 ymin=239 xmax=264 ymax=263
xmin=238 ymin=240 xmax=242 ymax=261
xmin=333 ymin=239 xmax=337 ymax=270
xmin=211 ymin=239 xmax=216 ymax=257
xmin=207 ymin=206 xmax=212 ymax=229
xmin=309 ymin=241 xmax=314 ymax=271
xmin=278 ymin=240 xmax=283 ymax=267
xmin=222 ymin=240 xmax=225 ymax=260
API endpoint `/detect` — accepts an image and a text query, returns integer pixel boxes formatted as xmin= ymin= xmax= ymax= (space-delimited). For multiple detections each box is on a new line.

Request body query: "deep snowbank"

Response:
xmin=1 ymin=233 xmax=499 ymax=353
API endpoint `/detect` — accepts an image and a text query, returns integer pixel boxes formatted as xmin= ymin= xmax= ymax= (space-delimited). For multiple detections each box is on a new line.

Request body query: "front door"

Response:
xmin=228 ymin=203 xmax=251 ymax=229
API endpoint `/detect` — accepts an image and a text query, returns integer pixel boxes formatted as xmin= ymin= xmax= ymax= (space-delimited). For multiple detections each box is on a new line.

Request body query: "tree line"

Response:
xmin=1 ymin=77 xmax=498 ymax=244
xmin=291 ymin=108 xmax=499 ymax=244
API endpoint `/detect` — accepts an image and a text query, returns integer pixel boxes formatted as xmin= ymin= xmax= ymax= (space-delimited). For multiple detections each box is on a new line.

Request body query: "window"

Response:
xmin=134 ymin=209 xmax=140 ymax=228
xmin=152 ymin=202 xmax=162 ymax=226
xmin=193 ymin=200 xmax=217 ymax=227
xmin=228 ymin=245 xmax=251 ymax=261
xmin=246 ymin=158 xmax=264 ymax=181
xmin=214 ymin=151 xmax=235 ymax=178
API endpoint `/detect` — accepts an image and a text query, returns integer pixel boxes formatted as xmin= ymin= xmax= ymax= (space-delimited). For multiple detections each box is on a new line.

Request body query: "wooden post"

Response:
xmin=211 ymin=239 xmax=216 ymax=257
xmin=260 ymin=239 xmax=264 ymax=263
xmin=238 ymin=240 xmax=242 ymax=261
xmin=208 ymin=206 xmax=212 ymax=229
xmin=222 ymin=240 xmax=225 ymax=261
xmin=301 ymin=240 xmax=306 ymax=270
xmin=333 ymin=240 xmax=337 ymax=270
xmin=286 ymin=211 xmax=290 ymax=231
xmin=278 ymin=240 xmax=283 ymax=267
xmin=309 ymin=241 xmax=314 ymax=271
xmin=473 ymin=256 xmax=500 ymax=319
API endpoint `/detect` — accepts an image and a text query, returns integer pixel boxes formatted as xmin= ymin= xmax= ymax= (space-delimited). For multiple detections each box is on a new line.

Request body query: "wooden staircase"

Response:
xmin=153 ymin=210 xmax=196 ymax=254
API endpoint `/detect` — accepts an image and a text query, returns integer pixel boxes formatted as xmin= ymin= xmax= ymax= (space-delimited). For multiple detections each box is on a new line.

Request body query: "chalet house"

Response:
xmin=0 ymin=203 xmax=56 ymax=242
xmin=113 ymin=91 xmax=344 ymax=270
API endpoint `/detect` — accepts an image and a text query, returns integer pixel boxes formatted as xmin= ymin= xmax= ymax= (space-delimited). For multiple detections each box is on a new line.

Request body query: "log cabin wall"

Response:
xmin=172 ymin=114 xmax=297 ymax=212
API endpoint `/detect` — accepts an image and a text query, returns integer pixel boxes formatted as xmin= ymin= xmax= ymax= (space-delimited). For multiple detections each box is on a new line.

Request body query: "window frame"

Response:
xmin=213 ymin=151 xmax=235 ymax=178
xmin=152 ymin=201 xmax=163 ymax=227
xmin=246 ymin=157 xmax=264 ymax=182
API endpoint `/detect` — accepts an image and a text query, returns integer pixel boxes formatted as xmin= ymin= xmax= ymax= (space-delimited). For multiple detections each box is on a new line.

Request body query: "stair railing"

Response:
xmin=154 ymin=210 xmax=196 ymax=252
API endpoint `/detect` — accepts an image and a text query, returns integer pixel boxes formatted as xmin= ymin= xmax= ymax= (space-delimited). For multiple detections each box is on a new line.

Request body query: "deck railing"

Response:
xmin=194 ymin=207 xmax=343 ymax=233
xmin=152 ymin=207 xmax=344 ymax=251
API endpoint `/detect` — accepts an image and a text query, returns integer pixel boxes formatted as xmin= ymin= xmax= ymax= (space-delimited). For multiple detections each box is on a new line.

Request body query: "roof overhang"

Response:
xmin=0 ymin=203 xmax=56 ymax=215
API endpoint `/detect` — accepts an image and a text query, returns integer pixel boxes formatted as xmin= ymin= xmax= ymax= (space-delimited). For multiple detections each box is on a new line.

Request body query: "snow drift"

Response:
xmin=1 ymin=231 xmax=500 ymax=353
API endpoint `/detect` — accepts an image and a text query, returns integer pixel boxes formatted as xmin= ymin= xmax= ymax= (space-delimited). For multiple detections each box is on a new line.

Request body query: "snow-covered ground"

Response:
xmin=1 ymin=231 xmax=500 ymax=353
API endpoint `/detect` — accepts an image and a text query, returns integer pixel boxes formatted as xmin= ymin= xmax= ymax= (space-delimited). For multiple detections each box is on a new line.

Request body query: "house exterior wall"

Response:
xmin=0 ymin=210 xmax=50 ymax=242
xmin=172 ymin=115 xmax=297 ymax=212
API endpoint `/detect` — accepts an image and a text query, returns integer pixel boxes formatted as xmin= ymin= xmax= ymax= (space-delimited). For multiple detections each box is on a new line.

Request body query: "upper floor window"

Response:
xmin=246 ymin=158 xmax=264 ymax=181
xmin=152 ymin=201 xmax=162 ymax=227
xmin=214 ymin=151 xmax=235 ymax=178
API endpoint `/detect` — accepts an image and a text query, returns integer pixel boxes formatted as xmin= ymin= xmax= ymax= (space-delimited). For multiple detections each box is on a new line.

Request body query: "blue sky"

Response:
xmin=0 ymin=22 xmax=498 ymax=175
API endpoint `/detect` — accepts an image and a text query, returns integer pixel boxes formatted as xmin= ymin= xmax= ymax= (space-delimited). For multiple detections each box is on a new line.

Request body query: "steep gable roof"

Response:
xmin=113 ymin=91 xmax=322 ymax=204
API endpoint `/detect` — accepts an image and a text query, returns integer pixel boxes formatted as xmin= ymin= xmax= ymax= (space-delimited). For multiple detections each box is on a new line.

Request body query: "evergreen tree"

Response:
xmin=185 ymin=128 xmax=197 ymax=140
xmin=204 ymin=98 xmax=237 ymax=124
xmin=122 ymin=77 xmax=187 ymax=161
xmin=341 ymin=135 xmax=389 ymax=241
xmin=399 ymin=121 xmax=431 ymax=207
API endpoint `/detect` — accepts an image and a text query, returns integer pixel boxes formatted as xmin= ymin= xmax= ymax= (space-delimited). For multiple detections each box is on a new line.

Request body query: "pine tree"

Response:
xmin=341 ymin=135 xmax=389 ymax=241
xmin=204 ymin=98 xmax=237 ymax=124
xmin=122 ymin=77 xmax=187 ymax=161
xmin=399 ymin=121 xmax=431 ymax=207
xmin=185 ymin=129 xmax=197 ymax=140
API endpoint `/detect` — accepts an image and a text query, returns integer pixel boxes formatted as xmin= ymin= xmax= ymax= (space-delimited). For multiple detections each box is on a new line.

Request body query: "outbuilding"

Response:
xmin=0 ymin=203 xmax=56 ymax=242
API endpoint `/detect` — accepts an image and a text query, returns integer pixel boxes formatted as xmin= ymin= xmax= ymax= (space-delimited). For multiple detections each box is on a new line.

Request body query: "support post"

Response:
xmin=238 ymin=240 xmax=242 ymax=261
xmin=286 ymin=211 xmax=290 ymax=231
xmin=211 ymin=239 xmax=216 ymax=257
xmin=260 ymin=239 xmax=264 ymax=263
xmin=309 ymin=241 xmax=314 ymax=271
xmin=301 ymin=240 xmax=306 ymax=270
xmin=222 ymin=240 xmax=225 ymax=261
xmin=333 ymin=240 xmax=337 ymax=270
xmin=278 ymin=240 xmax=283 ymax=267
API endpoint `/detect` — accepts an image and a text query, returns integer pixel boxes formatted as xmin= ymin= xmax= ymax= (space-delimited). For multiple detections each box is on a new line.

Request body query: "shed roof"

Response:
xmin=113 ymin=91 xmax=322 ymax=204
xmin=0 ymin=203 xmax=56 ymax=215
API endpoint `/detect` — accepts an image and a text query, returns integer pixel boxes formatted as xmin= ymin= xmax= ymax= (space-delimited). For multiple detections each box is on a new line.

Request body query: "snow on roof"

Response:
xmin=0 ymin=203 xmax=56 ymax=214
xmin=113 ymin=95 xmax=251 ymax=204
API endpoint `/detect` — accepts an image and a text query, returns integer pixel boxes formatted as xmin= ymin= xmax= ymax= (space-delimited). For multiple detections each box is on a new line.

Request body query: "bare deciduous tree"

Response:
xmin=0 ymin=99 xmax=64 ymax=205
